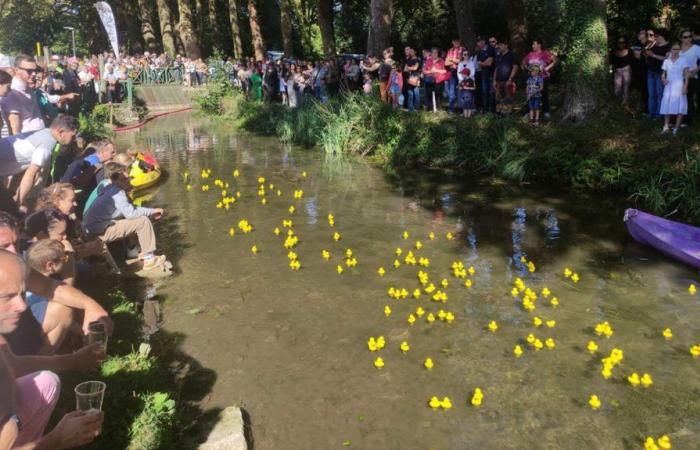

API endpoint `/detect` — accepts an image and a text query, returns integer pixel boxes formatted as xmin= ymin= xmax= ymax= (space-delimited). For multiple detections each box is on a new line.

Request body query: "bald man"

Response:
xmin=0 ymin=249 xmax=104 ymax=449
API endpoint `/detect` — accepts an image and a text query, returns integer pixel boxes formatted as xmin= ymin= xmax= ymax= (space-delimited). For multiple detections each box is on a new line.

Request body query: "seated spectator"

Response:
xmin=0 ymin=212 xmax=113 ymax=356
xmin=0 ymin=250 xmax=104 ymax=450
xmin=83 ymin=163 xmax=166 ymax=270
xmin=0 ymin=114 xmax=78 ymax=211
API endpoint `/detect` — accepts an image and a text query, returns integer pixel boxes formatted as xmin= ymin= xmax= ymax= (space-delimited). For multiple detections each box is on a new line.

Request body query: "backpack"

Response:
xmin=378 ymin=63 xmax=392 ymax=82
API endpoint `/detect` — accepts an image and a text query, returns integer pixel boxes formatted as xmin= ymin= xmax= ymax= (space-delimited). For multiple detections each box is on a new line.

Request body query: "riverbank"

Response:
xmin=197 ymin=85 xmax=700 ymax=224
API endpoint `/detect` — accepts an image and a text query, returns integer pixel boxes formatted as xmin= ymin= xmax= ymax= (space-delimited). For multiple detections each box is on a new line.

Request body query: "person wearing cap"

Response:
xmin=0 ymin=55 xmax=45 ymax=135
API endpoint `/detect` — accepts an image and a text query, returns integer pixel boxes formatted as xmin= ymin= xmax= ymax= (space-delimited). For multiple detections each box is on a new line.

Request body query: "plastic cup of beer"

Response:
xmin=75 ymin=381 xmax=106 ymax=412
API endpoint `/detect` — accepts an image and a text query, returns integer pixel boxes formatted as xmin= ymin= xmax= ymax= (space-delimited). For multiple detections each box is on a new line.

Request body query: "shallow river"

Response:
xmin=117 ymin=112 xmax=699 ymax=450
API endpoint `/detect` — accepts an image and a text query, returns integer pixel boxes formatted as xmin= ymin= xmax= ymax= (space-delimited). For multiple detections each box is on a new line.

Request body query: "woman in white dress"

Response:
xmin=660 ymin=42 xmax=692 ymax=135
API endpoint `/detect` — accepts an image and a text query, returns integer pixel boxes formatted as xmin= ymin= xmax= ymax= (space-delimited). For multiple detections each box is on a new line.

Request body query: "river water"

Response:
xmin=116 ymin=112 xmax=700 ymax=450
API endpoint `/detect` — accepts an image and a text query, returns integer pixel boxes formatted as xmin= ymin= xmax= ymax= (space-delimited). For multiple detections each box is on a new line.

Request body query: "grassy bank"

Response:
xmin=197 ymin=84 xmax=700 ymax=223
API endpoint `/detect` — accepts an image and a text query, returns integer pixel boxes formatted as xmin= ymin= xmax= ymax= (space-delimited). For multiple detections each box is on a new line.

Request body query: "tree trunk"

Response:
xmin=208 ymin=0 xmax=219 ymax=48
xmin=506 ymin=0 xmax=527 ymax=56
xmin=451 ymin=0 xmax=475 ymax=50
xmin=138 ymin=0 xmax=159 ymax=52
xmin=195 ymin=0 xmax=212 ymax=54
xmin=316 ymin=0 xmax=335 ymax=59
xmin=228 ymin=0 xmax=244 ymax=58
xmin=177 ymin=0 xmax=202 ymax=58
xmin=561 ymin=0 xmax=608 ymax=122
xmin=247 ymin=0 xmax=265 ymax=61
xmin=280 ymin=0 xmax=294 ymax=56
xmin=156 ymin=0 xmax=177 ymax=56
xmin=367 ymin=0 xmax=393 ymax=57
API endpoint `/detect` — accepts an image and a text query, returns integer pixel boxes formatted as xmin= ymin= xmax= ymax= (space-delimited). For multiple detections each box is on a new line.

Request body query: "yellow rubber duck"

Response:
xmin=322 ymin=250 xmax=331 ymax=260
xmin=274 ymin=227 xmax=281 ymax=236
xmin=627 ymin=372 xmax=640 ymax=387
xmin=690 ymin=344 xmax=700 ymax=357
xmin=301 ymin=171 xmax=307 ymax=177
xmin=424 ymin=357 xmax=434 ymax=370
xmin=383 ymin=305 xmax=392 ymax=317
xmin=407 ymin=314 xmax=416 ymax=326
xmin=186 ymin=184 xmax=192 ymax=191
xmin=232 ymin=169 xmax=240 ymax=177
xmin=236 ymin=191 xmax=241 ymax=198
xmin=644 ymin=437 xmax=659 ymax=450
xmin=446 ymin=232 xmax=454 ymax=240
xmin=533 ymin=339 xmax=544 ymax=351
xmin=402 ymin=231 xmax=409 ymax=240
xmin=415 ymin=241 xmax=423 ymax=250
xmin=425 ymin=283 xmax=436 ymax=294
xmin=563 ymin=267 xmax=572 ymax=278
xmin=514 ymin=345 xmax=523 ymax=358
xmin=276 ymin=190 xmax=282 ymax=196
xmin=418 ymin=257 xmax=430 ymax=267
xmin=374 ymin=357 xmax=384 ymax=369
xmin=550 ymin=297 xmax=559 ymax=307
xmin=393 ymin=259 xmax=401 ymax=269
xmin=429 ymin=396 xmax=441 ymax=409
xmin=471 ymin=388 xmax=483 ymax=406
xmin=541 ymin=287 xmax=551 ymax=298
xmin=546 ymin=320 xmax=556 ymax=328
xmin=588 ymin=395 xmax=601 ymax=410
xmin=377 ymin=267 xmax=385 ymax=276
xmin=437 ymin=310 xmax=447 ymax=321
xmin=640 ymin=373 xmax=653 ymax=388
xmin=261 ymin=198 xmax=267 ymax=205
xmin=428 ymin=232 xmax=435 ymax=240
xmin=468 ymin=266 xmax=475 ymax=276
xmin=571 ymin=273 xmax=580 ymax=283
xmin=441 ymin=397 xmax=452 ymax=410
xmin=689 ymin=284 xmax=697 ymax=295
xmin=657 ymin=435 xmax=671 ymax=449
xmin=257 ymin=176 xmax=265 ymax=184
xmin=464 ymin=279 xmax=473 ymax=288
xmin=287 ymin=251 xmax=298 ymax=260
xmin=336 ymin=265 xmax=343 ymax=274
xmin=511 ymin=287 xmax=519 ymax=297
xmin=488 ymin=321 xmax=498 ymax=333
xmin=587 ymin=341 xmax=599 ymax=354
xmin=545 ymin=338 xmax=556 ymax=349
xmin=662 ymin=328 xmax=673 ymax=340
xmin=228 ymin=227 xmax=235 ymax=237
xmin=289 ymin=260 xmax=301 ymax=271
xmin=413 ymin=289 xmax=422 ymax=299
xmin=426 ymin=313 xmax=436 ymax=324
xmin=526 ymin=333 xmax=536 ymax=345
xmin=333 ymin=232 xmax=341 ymax=241
xmin=251 ymin=245 xmax=258 ymax=254
xmin=445 ymin=312 xmax=455 ymax=323
xmin=416 ymin=306 xmax=425 ymax=317
xmin=440 ymin=278 xmax=449 ymax=288
xmin=532 ymin=316 xmax=543 ymax=327
xmin=201 ymin=184 xmax=210 ymax=192
xmin=376 ymin=336 xmax=386 ymax=349
xmin=527 ymin=261 xmax=536 ymax=273
xmin=400 ymin=341 xmax=410 ymax=353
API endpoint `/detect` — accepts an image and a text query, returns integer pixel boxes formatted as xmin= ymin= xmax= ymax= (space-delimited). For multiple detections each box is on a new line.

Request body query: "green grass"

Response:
xmin=197 ymin=84 xmax=700 ymax=224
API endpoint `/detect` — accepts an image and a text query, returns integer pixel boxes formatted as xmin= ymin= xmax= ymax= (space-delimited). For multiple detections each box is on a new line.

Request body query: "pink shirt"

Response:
xmin=446 ymin=46 xmax=464 ymax=69
xmin=523 ymin=51 xmax=555 ymax=77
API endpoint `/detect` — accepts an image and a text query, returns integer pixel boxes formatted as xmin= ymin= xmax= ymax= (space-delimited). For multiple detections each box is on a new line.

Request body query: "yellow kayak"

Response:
xmin=130 ymin=152 xmax=162 ymax=191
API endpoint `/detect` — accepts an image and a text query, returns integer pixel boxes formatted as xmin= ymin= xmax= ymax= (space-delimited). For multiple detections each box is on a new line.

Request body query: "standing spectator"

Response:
xmin=263 ymin=63 xmax=279 ymax=103
xmin=388 ymin=61 xmax=403 ymax=108
xmin=493 ymin=39 xmax=519 ymax=114
xmin=195 ymin=59 xmax=208 ymax=85
xmin=631 ymin=29 xmax=649 ymax=113
xmin=1 ymin=55 xmax=44 ymax=135
xmin=610 ymin=37 xmax=634 ymax=105
xmin=423 ymin=48 xmax=446 ymax=112
xmin=679 ymin=29 xmax=700 ymax=126
xmin=378 ymin=49 xmax=394 ymax=103
xmin=457 ymin=49 xmax=476 ymax=118
xmin=522 ymin=39 xmax=556 ymax=117
xmin=660 ymin=42 xmax=692 ymax=135
xmin=346 ymin=59 xmax=361 ymax=92
xmin=644 ymin=28 xmax=671 ymax=119
xmin=476 ymin=36 xmax=496 ymax=113
xmin=287 ymin=63 xmax=298 ymax=108
xmin=0 ymin=70 xmax=11 ymax=136
xmin=527 ymin=64 xmax=544 ymax=125
xmin=403 ymin=48 xmax=421 ymax=112
xmin=250 ymin=68 xmax=263 ymax=102
xmin=445 ymin=39 xmax=464 ymax=113
xmin=279 ymin=63 xmax=289 ymax=105
xmin=103 ymin=64 xmax=121 ymax=103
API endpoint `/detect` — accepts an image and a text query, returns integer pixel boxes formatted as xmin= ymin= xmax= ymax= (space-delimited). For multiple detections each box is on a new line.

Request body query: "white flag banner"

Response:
xmin=94 ymin=1 xmax=119 ymax=58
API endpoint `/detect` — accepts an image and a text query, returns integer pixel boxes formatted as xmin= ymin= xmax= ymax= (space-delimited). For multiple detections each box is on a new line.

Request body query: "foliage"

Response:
xmin=128 ymin=392 xmax=177 ymax=450
xmin=201 ymin=88 xmax=700 ymax=223
xmin=78 ymin=110 xmax=113 ymax=142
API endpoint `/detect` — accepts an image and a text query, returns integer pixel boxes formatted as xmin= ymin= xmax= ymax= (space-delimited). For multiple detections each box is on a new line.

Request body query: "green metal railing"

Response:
xmin=128 ymin=67 xmax=184 ymax=85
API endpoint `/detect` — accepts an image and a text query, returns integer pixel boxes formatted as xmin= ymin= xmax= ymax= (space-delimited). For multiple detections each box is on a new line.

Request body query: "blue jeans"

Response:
xmin=446 ymin=73 xmax=458 ymax=113
xmin=480 ymin=71 xmax=494 ymax=112
xmin=406 ymin=86 xmax=420 ymax=111
xmin=647 ymin=71 xmax=663 ymax=118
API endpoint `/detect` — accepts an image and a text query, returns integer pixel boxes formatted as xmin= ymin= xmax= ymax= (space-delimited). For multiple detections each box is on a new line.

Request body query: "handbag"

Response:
xmin=408 ymin=74 xmax=421 ymax=87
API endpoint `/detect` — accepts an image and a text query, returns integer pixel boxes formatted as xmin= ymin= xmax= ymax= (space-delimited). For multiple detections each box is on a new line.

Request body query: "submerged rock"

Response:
xmin=199 ymin=406 xmax=247 ymax=450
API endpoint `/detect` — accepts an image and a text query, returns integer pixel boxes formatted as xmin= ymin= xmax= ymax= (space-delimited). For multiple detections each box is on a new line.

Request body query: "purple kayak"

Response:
xmin=624 ymin=208 xmax=700 ymax=268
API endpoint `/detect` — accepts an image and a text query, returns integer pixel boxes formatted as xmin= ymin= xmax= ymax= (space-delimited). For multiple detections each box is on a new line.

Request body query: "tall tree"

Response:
xmin=177 ymin=0 xmax=202 ymax=58
xmin=228 ymin=0 xmax=244 ymax=58
xmin=247 ymin=0 xmax=265 ymax=60
xmin=138 ymin=0 xmax=158 ymax=52
xmin=316 ymin=0 xmax=335 ymax=58
xmin=156 ymin=0 xmax=177 ymax=56
xmin=451 ymin=0 xmax=475 ymax=49
xmin=367 ymin=0 xmax=393 ymax=57
xmin=506 ymin=0 xmax=528 ymax=55
xmin=560 ymin=0 xmax=608 ymax=122
xmin=280 ymin=0 xmax=294 ymax=56
xmin=208 ymin=0 xmax=220 ymax=49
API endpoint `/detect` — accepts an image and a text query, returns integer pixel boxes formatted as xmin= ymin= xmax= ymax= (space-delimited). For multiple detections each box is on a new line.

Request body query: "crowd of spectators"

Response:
xmin=1 ymin=53 xmax=170 ymax=448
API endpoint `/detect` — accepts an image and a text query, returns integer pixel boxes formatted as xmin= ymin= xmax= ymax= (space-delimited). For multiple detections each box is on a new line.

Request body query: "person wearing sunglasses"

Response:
xmin=679 ymin=29 xmax=700 ymax=126
xmin=610 ymin=37 xmax=634 ymax=105
xmin=659 ymin=42 xmax=692 ymax=135
xmin=0 ymin=56 xmax=45 ymax=135
xmin=644 ymin=28 xmax=671 ymax=119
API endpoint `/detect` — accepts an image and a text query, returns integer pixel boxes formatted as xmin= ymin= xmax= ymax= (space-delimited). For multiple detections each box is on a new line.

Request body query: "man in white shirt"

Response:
xmin=0 ymin=114 xmax=78 ymax=209
xmin=680 ymin=29 xmax=700 ymax=126
xmin=0 ymin=56 xmax=45 ymax=135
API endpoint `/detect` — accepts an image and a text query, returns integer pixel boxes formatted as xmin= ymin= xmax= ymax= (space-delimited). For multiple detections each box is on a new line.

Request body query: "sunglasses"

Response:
xmin=18 ymin=67 xmax=38 ymax=74
xmin=682 ymin=35 xmax=692 ymax=39
xmin=647 ymin=33 xmax=655 ymax=36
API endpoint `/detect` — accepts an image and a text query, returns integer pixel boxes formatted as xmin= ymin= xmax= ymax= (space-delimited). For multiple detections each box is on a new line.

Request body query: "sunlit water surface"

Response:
xmin=117 ymin=112 xmax=700 ymax=450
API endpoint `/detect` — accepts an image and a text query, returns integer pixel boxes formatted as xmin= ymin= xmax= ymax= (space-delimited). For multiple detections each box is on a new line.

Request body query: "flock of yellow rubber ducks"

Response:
xmin=180 ymin=166 xmax=700 ymax=450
